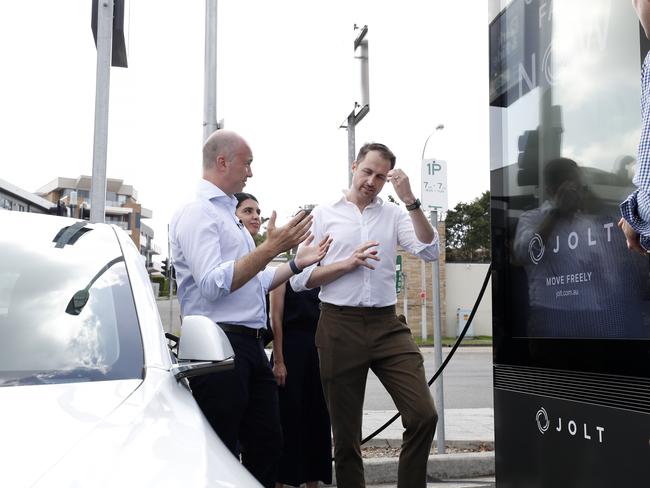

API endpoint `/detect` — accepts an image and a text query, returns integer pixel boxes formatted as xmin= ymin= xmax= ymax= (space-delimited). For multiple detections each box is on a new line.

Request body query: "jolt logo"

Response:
xmin=535 ymin=406 xmax=605 ymax=444
xmin=527 ymin=222 xmax=616 ymax=264
xmin=535 ymin=407 xmax=550 ymax=433
xmin=528 ymin=233 xmax=545 ymax=264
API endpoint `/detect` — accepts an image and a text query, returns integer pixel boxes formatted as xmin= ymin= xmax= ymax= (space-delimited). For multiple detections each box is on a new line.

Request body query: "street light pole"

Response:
xmin=419 ymin=123 xmax=444 ymax=341
xmin=420 ymin=123 xmax=445 ymax=454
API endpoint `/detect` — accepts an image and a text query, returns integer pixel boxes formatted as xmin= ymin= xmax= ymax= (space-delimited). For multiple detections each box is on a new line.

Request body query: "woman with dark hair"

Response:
xmin=270 ymin=210 xmax=332 ymax=488
xmin=235 ymin=192 xmax=273 ymax=345
xmin=234 ymin=192 xmax=261 ymax=237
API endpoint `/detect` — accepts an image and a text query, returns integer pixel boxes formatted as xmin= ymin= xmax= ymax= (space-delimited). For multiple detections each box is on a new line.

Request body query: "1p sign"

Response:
xmin=421 ymin=158 xmax=448 ymax=213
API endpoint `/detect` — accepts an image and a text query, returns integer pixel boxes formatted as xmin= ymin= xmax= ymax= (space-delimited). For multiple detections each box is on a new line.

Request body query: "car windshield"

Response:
xmin=0 ymin=214 xmax=144 ymax=386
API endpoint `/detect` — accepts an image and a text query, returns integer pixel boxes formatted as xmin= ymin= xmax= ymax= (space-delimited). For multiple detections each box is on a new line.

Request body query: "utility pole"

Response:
xmin=340 ymin=24 xmax=369 ymax=185
xmin=90 ymin=0 xmax=114 ymax=223
xmin=203 ymin=0 xmax=219 ymax=142
xmin=89 ymin=0 xmax=127 ymax=223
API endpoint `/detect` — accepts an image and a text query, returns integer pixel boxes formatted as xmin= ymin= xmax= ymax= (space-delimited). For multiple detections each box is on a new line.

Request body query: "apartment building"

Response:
xmin=0 ymin=178 xmax=57 ymax=214
xmin=36 ymin=176 xmax=159 ymax=268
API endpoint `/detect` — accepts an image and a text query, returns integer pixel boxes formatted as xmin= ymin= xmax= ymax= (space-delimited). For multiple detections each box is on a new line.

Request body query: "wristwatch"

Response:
xmin=405 ymin=198 xmax=421 ymax=211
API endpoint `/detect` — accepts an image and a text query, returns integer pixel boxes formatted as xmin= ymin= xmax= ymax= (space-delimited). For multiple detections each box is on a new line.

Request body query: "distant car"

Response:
xmin=0 ymin=211 xmax=261 ymax=487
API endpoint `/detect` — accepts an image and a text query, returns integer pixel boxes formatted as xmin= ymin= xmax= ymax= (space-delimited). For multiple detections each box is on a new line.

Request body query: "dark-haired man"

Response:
xmin=291 ymin=142 xmax=439 ymax=488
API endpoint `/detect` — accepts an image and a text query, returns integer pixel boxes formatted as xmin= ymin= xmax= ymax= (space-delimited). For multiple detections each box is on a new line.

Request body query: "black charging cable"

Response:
xmin=360 ymin=266 xmax=492 ymax=446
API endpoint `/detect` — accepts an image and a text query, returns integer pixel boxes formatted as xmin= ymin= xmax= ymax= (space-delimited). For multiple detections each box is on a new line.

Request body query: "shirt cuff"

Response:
xmin=290 ymin=263 xmax=316 ymax=291
xmin=260 ymin=266 xmax=277 ymax=294
xmin=620 ymin=191 xmax=650 ymax=251
xmin=212 ymin=259 xmax=235 ymax=295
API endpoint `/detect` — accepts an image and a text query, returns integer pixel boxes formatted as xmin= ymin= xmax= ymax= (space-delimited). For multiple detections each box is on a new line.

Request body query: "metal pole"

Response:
xmin=168 ymin=224 xmax=174 ymax=335
xmin=203 ymin=0 xmax=218 ymax=142
xmin=431 ymin=210 xmax=445 ymax=454
xmin=402 ymin=272 xmax=408 ymax=323
xmin=420 ymin=259 xmax=427 ymax=340
xmin=419 ymin=124 xmax=444 ymax=340
xmin=90 ymin=0 xmax=114 ymax=224
xmin=347 ymin=112 xmax=356 ymax=187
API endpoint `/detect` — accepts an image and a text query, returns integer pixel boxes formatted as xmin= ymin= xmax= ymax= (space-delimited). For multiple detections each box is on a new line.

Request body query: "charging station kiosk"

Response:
xmin=489 ymin=0 xmax=650 ymax=485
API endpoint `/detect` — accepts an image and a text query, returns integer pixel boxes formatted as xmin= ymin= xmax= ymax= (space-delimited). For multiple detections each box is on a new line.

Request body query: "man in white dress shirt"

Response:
xmin=291 ymin=142 xmax=439 ymax=488
xmin=170 ymin=129 xmax=330 ymax=488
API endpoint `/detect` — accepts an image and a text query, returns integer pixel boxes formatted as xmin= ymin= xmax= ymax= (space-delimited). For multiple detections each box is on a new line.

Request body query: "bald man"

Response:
xmin=170 ymin=129 xmax=330 ymax=487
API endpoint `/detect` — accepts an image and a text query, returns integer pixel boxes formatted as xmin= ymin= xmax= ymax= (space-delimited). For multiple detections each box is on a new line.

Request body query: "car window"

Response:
xmin=0 ymin=222 xmax=144 ymax=386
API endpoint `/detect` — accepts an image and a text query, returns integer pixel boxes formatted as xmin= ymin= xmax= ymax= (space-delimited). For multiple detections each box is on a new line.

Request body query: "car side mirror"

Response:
xmin=171 ymin=315 xmax=235 ymax=380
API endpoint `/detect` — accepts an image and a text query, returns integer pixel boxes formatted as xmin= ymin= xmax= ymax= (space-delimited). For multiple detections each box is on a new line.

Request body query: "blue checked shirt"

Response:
xmin=621 ymin=51 xmax=650 ymax=250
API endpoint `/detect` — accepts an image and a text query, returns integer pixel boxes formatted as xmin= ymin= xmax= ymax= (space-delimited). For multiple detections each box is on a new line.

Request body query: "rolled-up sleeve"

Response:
xmin=174 ymin=203 xmax=235 ymax=300
xmin=260 ymin=266 xmax=278 ymax=294
xmin=620 ymin=190 xmax=650 ymax=250
xmin=290 ymin=263 xmax=317 ymax=291
xmin=396 ymin=210 xmax=439 ymax=262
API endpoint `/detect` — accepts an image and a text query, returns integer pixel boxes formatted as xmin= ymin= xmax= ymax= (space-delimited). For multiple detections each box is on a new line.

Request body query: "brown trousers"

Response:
xmin=316 ymin=303 xmax=438 ymax=488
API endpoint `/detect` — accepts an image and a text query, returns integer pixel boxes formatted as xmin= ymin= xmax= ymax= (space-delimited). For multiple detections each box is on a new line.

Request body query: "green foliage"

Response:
xmin=445 ymin=191 xmax=491 ymax=262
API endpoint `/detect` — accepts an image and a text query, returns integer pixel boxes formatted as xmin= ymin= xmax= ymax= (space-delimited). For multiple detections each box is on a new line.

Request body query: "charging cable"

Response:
xmin=360 ymin=266 xmax=492 ymax=445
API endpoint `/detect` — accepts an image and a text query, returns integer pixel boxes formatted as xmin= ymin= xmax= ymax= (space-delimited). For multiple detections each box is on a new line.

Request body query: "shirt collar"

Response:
xmin=197 ymin=178 xmax=237 ymax=210
xmin=332 ymin=190 xmax=384 ymax=209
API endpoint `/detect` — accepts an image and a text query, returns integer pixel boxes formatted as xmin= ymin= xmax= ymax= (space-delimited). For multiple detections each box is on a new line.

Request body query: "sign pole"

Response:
xmin=431 ymin=209 xmax=445 ymax=454
xmin=420 ymin=131 xmax=448 ymax=454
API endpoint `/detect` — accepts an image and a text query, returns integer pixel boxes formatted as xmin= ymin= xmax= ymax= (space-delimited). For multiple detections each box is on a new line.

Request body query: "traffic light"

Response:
xmin=161 ymin=258 xmax=169 ymax=278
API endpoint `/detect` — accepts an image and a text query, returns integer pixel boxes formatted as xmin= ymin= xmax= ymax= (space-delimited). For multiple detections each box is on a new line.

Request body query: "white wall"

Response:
xmin=445 ymin=263 xmax=492 ymax=337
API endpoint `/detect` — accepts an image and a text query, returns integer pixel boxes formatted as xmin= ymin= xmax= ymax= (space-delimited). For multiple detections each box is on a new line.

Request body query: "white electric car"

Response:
xmin=0 ymin=211 xmax=261 ymax=487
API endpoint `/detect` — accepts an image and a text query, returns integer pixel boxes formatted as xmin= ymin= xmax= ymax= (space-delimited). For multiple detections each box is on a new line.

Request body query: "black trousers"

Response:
xmin=274 ymin=329 xmax=332 ymax=486
xmin=189 ymin=331 xmax=282 ymax=488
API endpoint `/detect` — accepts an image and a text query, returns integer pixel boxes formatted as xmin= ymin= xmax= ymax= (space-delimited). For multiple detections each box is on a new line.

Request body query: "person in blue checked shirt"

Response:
xmin=170 ymin=129 xmax=331 ymax=488
xmin=620 ymin=0 xmax=650 ymax=253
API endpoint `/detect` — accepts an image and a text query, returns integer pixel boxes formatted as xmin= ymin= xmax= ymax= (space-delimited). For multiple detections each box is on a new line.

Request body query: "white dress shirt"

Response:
xmin=169 ymin=179 xmax=276 ymax=329
xmin=291 ymin=193 xmax=439 ymax=307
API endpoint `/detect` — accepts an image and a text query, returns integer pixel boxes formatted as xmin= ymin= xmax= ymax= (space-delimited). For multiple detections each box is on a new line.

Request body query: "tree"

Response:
xmin=444 ymin=191 xmax=490 ymax=262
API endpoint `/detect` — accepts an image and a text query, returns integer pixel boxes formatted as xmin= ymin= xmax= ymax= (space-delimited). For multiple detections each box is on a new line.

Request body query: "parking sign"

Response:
xmin=421 ymin=158 xmax=448 ymax=213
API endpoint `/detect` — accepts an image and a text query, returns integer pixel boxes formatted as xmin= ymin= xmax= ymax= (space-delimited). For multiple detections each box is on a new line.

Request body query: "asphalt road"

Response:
xmin=362 ymin=346 xmax=493 ymax=410
xmin=158 ymin=298 xmax=494 ymax=410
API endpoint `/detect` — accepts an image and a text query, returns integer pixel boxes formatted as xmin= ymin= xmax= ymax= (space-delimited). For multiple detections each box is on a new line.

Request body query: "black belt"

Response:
xmin=320 ymin=303 xmax=395 ymax=315
xmin=218 ymin=322 xmax=265 ymax=339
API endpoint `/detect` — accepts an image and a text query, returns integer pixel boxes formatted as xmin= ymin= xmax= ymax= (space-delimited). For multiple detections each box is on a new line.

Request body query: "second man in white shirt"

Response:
xmin=291 ymin=142 xmax=439 ymax=488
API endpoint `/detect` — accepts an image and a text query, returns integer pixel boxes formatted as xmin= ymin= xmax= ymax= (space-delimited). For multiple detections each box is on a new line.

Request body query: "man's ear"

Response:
xmin=351 ymin=161 xmax=358 ymax=173
xmin=215 ymin=154 xmax=227 ymax=170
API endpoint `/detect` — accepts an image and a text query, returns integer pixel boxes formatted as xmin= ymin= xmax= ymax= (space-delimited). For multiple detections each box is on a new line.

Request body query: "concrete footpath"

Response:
xmin=331 ymin=408 xmax=495 ymax=487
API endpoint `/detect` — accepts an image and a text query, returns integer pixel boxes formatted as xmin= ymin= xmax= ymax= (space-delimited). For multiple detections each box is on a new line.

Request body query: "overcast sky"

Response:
xmin=0 ymin=1 xmax=489 ymax=258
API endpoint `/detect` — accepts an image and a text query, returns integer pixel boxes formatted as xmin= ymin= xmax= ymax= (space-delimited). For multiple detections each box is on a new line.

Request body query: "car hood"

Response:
xmin=0 ymin=378 xmax=142 ymax=486
xmin=1 ymin=371 xmax=261 ymax=487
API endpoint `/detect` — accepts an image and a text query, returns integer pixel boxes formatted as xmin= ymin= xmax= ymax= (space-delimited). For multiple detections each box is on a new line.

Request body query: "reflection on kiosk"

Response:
xmin=513 ymin=158 xmax=649 ymax=338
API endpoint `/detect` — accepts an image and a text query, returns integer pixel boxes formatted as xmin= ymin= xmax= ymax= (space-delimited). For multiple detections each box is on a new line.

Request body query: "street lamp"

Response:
xmin=421 ymin=123 xmax=445 ymax=162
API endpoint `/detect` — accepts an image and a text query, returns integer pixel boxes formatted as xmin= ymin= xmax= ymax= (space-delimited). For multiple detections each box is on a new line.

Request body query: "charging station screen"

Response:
xmin=490 ymin=0 xmax=650 ymax=340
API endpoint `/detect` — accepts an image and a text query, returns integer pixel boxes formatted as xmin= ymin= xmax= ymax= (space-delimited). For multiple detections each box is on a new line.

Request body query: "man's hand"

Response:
xmin=345 ymin=241 xmax=380 ymax=270
xmin=387 ymin=169 xmax=417 ymax=205
xmin=273 ymin=360 xmax=287 ymax=387
xmin=264 ymin=210 xmax=313 ymax=255
xmin=295 ymin=234 xmax=332 ymax=270
xmin=618 ymin=217 xmax=647 ymax=255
